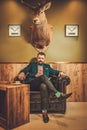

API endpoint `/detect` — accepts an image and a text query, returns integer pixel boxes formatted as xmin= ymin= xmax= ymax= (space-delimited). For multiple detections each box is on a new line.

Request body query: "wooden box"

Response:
xmin=0 ymin=83 xmax=30 ymax=130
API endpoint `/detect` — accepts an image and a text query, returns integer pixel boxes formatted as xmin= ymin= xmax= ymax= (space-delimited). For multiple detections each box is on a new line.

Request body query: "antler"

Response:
xmin=20 ymin=0 xmax=38 ymax=10
xmin=21 ymin=0 xmax=51 ymax=10
xmin=36 ymin=0 xmax=51 ymax=10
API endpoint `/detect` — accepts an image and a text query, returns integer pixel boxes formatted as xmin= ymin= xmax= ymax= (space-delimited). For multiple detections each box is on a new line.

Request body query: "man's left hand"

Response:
xmin=58 ymin=72 xmax=66 ymax=77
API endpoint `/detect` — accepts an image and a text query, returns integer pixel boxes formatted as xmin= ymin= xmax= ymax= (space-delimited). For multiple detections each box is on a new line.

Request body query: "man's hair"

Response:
xmin=37 ymin=52 xmax=46 ymax=57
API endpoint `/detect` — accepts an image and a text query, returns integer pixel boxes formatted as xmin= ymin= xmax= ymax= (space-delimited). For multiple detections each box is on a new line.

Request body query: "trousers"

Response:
xmin=30 ymin=75 xmax=58 ymax=110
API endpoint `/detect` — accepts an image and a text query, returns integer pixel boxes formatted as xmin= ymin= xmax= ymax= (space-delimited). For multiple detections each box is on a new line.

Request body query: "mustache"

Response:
xmin=38 ymin=60 xmax=43 ymax=62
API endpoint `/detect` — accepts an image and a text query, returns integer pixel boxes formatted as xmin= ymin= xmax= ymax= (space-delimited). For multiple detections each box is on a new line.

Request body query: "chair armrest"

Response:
xmin=14 ymin=75 xmax=29 ymax=84
xmin=58 ymin=76 xmax=71 ymax=92
xmin=50 ymin=75 xmax=70 ymax=93
xmin=59 ymin=75 xmax=71 ymax=86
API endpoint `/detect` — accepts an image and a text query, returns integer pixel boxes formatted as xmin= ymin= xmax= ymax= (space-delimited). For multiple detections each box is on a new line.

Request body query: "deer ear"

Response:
xmin=43 ymin=2 xmax=51 ymax=11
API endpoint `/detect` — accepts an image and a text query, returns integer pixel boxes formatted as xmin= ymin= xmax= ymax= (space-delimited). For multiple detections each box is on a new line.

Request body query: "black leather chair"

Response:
xmin=30 ymin=75 xmax=70 ymax=114
xmin=14 ymin=75 xmax=70 ymax=114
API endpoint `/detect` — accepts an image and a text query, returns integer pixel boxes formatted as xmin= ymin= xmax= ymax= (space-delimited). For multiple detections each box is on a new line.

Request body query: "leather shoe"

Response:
xmin=58 ymin=92 xmax=72 ymax=101
xmin=42 ymin=114 xmax=49 ymax=123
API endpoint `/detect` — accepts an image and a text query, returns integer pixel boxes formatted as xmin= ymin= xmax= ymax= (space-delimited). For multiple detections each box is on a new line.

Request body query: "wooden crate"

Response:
xmin=0 ymin=83 xmax=30 ymax=130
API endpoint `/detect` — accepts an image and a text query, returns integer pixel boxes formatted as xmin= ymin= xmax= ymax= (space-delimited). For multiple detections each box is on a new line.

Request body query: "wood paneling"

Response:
xmin=0 ymin=63 xmax=87 ymax=102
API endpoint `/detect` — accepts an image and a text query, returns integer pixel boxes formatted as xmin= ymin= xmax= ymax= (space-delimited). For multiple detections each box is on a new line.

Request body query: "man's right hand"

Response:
xmin=18 ymin=72 xmax=26 ymax=80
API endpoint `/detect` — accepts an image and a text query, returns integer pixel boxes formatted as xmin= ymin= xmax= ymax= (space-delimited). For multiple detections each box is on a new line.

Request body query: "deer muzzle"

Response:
xmin=33 ymin=17 xmax=40 ymax=24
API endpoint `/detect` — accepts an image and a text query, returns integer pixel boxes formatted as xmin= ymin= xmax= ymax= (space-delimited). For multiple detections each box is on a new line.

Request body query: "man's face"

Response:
xmin=37 ymin=54 xmax=45 ymax=64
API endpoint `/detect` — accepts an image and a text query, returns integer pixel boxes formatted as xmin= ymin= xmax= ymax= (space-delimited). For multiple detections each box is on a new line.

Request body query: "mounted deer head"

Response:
xmin=21 ymin=0 xmax=52 ymax=52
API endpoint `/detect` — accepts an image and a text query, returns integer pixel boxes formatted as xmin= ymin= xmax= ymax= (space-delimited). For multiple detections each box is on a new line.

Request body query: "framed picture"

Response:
xmin=65 ymin=24 xmax=79 ymax=37
xmin=8 ymin=24 xmax=21 ymax=36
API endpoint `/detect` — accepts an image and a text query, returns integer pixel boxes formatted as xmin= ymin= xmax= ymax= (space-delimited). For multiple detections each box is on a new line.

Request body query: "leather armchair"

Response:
xmin=30 ymin=75 xmax=70 ymax=113
xmin=14 ymin=74 xmax=70 ymax=113
xmin=14 ymin=75 xmax=70 ymax=113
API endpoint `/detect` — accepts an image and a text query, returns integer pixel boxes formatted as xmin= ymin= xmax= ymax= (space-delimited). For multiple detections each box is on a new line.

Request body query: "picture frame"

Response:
xmin=65 ymin=24 xmax=79 ymax=37
xmin=8 ymin=24 xmax=21 ymax=36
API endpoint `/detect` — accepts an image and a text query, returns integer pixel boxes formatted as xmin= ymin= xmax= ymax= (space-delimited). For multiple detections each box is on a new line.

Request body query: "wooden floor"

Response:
xmin=0 ymin=102 xmax=87 ymax=130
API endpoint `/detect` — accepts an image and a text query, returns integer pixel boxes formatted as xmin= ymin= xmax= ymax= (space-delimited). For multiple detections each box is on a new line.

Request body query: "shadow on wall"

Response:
xmin=22 ymin=16 xmax=32 ymax=44
xmin=20 ymin=1 xmax=32 ymax=45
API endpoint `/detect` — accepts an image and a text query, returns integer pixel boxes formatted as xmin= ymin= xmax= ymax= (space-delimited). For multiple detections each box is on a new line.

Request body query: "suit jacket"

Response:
xmin=20 ymin=62 xmax=60 ymax=83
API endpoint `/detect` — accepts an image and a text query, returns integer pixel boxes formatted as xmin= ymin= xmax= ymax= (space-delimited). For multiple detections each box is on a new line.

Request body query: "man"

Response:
xmin=18 ymin=52 xmax=72 ymax=123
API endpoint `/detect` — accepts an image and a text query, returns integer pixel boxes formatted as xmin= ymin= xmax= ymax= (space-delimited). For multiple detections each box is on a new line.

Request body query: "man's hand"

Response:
xmin=58 ymin=72 xmax=66 ymax=77
xmin=18 ymin=72 xmax=26 ymax=80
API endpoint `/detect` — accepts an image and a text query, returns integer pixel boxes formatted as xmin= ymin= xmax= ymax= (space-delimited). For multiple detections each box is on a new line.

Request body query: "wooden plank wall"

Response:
xmin=0 ymin=63 xmax=87 ymax=102
xmin=56 ymin=63 xmax=87 ymax=102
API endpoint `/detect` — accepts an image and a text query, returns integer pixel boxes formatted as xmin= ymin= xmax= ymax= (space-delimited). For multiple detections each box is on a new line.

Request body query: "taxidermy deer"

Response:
xmin=21 ymin=0 xmax=52 ymax=52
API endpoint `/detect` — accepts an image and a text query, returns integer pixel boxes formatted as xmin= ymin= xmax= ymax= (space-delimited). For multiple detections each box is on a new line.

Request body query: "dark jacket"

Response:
xmin=20 ymin=62 xmax=60 ymax=83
